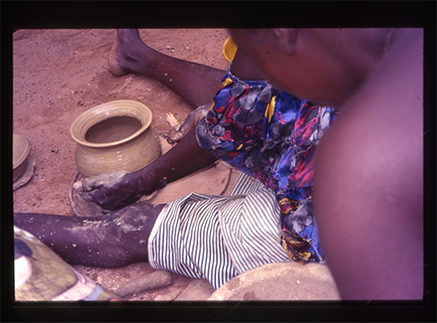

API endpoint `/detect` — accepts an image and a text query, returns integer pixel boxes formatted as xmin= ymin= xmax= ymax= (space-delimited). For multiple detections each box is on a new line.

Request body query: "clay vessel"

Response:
xmin=70 ymin=100 xmax=162 ymax=178
xmin=13 ymin=134 xmax=31 ymax=183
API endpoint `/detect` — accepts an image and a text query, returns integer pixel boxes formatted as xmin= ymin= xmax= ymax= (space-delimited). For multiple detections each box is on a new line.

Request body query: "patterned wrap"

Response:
xmin=196 ymin=68 xmax=336 ymax=264
xmin=14 ymin=226 xmax=123 ymax=301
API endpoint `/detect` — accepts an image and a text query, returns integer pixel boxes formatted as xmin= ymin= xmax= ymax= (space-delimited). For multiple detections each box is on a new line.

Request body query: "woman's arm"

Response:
xmin=74 ymin=127 xmax=217 ymax=210
xmin=74 ymin=46 xmax=265 ymax=211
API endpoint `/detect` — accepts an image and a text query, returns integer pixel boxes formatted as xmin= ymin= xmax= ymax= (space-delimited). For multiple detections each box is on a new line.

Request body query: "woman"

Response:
xmin=228 ymin=28 xmax=423 ymax=299
xmin=15 ymin=29 xmax=334 ymax=294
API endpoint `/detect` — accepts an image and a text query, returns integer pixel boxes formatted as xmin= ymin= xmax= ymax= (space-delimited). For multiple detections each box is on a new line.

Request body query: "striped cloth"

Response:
xmin=148 ymin=171 xmax=291 ymax=289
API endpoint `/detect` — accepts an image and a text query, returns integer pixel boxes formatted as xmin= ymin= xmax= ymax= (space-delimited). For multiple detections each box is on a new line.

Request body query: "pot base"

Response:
xmin=13 ymin=156 xmax=35 ymax=191
xmin=69 ymin=171 xmax=105 ymax=216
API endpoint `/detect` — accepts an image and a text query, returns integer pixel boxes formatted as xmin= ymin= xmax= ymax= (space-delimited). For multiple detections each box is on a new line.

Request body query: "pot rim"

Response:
xmin=70 ymin=100 xmax=153 ymax=148
xmin=13 ymin=134 xmax=31 ymax=170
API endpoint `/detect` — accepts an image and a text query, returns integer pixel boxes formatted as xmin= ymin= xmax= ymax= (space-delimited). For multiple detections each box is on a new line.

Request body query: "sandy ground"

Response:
xmin=13 ymin=28 xmax=232 ymax=300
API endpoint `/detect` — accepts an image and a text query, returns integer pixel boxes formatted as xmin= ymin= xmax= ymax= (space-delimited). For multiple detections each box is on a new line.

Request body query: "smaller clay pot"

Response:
xmin=13 ymin=134 xmax=31 ymax=183
xmin=70 ymin=100 xmax=162 ymax=178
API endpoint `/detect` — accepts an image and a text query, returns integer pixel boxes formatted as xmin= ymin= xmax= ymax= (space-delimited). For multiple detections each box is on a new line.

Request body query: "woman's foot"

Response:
xmin=108 ymin=28 xmax=225 ymax=108
xmin=108 ymin=29 xmax=158 ymax=77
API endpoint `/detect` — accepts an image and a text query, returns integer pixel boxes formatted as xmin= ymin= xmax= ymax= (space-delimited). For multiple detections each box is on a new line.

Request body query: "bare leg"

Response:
xmin=109 ymin=29 xmax=265 ymax=108
xmin=14 ymin=202 xmax=165 ymax=268
xmin=109 ymin=29 xmax=226 ymax=108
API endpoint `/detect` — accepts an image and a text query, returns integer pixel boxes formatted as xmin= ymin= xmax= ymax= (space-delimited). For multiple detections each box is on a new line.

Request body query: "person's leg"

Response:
xmin=109 ymin=29 xmax=226 ymax=108
xmin=109 ymin=29 xmax=265 ymax=108
xmin=14 ymin=202 xmax=165 ymax=268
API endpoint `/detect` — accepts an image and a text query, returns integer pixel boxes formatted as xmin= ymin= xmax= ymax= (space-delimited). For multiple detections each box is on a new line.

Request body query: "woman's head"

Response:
xmin=229 ymin=28 xmax=392 ymax=107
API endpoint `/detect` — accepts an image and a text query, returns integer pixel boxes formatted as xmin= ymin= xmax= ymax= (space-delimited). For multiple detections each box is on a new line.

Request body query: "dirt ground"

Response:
xmin=13 ymin=28 xmax=232 ymax=300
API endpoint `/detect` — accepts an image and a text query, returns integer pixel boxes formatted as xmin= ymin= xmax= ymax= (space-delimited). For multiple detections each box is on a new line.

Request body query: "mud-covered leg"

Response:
xmin=109 ymin=29 xmax=225 ymax=108
xmin=108 ymin=29 xmax=265 ymax=109
xmin=14 ymin=202 xmax=165 ymax=267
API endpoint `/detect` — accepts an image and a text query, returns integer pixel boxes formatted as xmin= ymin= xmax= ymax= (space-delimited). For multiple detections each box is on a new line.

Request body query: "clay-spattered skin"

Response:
xmin=160 ymin=104 xmax=210 ymax=144
xmin=73 ymin=127 xmax=218 ymax=211
xmin=14 ymin=202 xmax=165 ymax=267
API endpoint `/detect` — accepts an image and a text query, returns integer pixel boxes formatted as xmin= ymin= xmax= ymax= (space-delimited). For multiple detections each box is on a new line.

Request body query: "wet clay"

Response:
xmin=86 ymin=116 xmax=142 ymax=144
xmin=160 ymin=104 xmax=210 ymax=144
xmin=73 ymin=169 xmax=127 ymax=192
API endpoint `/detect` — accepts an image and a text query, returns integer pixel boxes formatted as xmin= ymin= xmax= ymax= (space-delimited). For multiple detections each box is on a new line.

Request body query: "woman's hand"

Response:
xmin=73 ymin=169 xmax=152 ymax=211
xmin=73 ymin=127 xmax=217 ymax=211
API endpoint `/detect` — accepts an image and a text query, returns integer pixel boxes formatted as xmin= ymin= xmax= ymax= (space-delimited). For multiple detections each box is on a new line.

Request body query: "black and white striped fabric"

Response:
xmin=148 ymin=172 xmax=291 ymax=289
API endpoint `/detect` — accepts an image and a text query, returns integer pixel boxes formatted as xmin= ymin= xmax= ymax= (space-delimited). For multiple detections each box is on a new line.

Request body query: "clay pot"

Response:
xmin=70 ymin=100 xmax=162 ymax=178
xmin=209 ymin=262 xmax=340 ymax=300
xmin=13 ymin=134 xmax=31 ymax=183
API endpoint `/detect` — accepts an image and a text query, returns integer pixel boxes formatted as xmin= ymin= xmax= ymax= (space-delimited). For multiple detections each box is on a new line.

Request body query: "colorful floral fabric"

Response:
xmin=196 ymin=68 xmax=336 ymax=264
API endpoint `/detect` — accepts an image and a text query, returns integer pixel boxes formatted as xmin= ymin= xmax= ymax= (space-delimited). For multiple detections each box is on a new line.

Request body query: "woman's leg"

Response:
xmin=109 ymin=29 xmax=265 ymax=108
xmin=14 ymin=202 xmax=165 ymax=268
xmin=109 ymin=29 xmax=226 ymax=108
